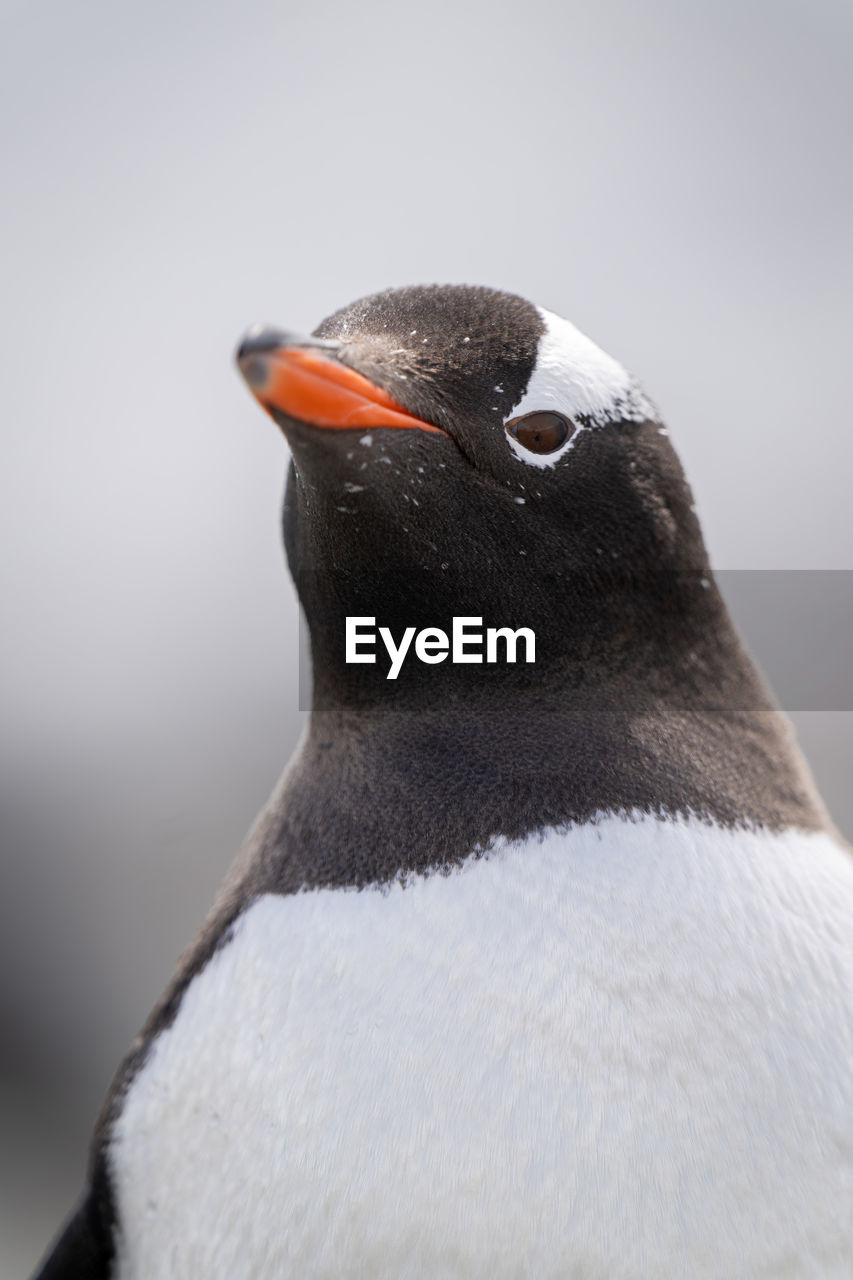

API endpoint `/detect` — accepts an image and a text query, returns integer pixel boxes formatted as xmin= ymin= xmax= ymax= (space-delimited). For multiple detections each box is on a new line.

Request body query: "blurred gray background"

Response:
xmin=1 ymin=0 xmax=851 ymax=1272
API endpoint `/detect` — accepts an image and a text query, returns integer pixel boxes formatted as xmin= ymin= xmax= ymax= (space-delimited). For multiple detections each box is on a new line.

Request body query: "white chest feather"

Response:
xmin=110 ymin=817 xmax=853 ymax=1278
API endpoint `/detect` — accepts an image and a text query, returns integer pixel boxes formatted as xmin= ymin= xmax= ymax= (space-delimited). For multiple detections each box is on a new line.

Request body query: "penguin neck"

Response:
xmin=250 ymin=579 xmax=828 ymax=895
xmin=279 ymin=461 xmax=826 ymax=850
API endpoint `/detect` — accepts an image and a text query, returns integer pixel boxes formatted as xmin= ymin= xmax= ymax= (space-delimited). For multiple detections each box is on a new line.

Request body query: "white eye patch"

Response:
xmin=505 ymin=307 xmax=658 ymax=469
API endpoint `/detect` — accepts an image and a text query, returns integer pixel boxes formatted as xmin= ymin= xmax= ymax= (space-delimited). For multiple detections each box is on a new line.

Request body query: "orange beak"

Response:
xmin=236 ymin=328 xmax=448 ymax=436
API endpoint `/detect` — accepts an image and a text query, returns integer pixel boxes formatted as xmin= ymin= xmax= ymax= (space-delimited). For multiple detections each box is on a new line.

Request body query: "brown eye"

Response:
xmin=506 ymin=411 xmax=571 ymax=453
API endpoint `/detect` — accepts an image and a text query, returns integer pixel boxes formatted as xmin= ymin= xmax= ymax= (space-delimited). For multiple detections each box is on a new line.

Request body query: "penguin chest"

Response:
xmin=109 ymin=817 xmax=853 ymax=1279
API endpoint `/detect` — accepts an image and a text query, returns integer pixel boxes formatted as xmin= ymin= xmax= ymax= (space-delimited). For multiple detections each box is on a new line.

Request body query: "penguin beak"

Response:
xmin=235 ymin=325 xmax=447 ymax=436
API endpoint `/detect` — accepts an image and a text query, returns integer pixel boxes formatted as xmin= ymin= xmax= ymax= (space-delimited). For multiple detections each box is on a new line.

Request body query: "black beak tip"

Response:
xmin=235 ymin=325 xmax=343 ymax=367
xmin=235 ymin=325 xmax=292 ymax=365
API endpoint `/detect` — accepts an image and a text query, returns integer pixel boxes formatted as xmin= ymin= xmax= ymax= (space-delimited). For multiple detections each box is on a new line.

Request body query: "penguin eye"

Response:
xmin=506 ymin=411 xmax=571 ymax=454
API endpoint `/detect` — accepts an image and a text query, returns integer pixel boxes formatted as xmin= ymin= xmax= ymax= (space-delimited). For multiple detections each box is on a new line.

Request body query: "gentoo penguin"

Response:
xmin=34 ymin=284 xmax=853 ymax=1279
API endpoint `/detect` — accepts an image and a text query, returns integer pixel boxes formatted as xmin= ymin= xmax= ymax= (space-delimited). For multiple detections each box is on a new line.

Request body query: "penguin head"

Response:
xmin=236 ymin=285 xmax=712 ymax=702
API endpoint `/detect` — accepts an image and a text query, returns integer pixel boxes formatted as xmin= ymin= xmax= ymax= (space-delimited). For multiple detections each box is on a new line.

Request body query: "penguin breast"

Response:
xmin=109 ymin=815 xmax=853 ymax=1279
